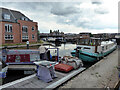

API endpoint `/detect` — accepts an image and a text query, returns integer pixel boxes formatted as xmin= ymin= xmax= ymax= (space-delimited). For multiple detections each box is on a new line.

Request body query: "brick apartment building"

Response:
xmin=0 ymin=8 xmax=38 ymax=44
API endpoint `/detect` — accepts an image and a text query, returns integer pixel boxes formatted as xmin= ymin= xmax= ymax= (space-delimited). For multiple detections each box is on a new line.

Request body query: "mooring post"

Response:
xmin=26 ymin=41 xmax=29 ymax=49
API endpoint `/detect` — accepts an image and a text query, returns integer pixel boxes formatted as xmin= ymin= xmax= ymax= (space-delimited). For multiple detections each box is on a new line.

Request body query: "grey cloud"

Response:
xmin=92 ymin=1 xmax=102 ymax=5
xmin=50 ymin=3 xmax=80 ymax=16
xmin=1 ymin=2 xmax=113 ymax=32
xmin=91 ymin=0 xmax=102 ymax=5
xmin=94 ymin=8 xmax=109 ymax=14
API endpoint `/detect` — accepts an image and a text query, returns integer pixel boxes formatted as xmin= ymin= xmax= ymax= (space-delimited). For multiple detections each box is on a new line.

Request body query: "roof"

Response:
xmin=0 ymin=7 xmax=33 ymax=23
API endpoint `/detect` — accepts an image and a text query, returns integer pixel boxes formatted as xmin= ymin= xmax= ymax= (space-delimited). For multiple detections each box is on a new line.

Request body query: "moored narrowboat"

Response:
xmin=71 ymin=37 xmax=117 ymax=62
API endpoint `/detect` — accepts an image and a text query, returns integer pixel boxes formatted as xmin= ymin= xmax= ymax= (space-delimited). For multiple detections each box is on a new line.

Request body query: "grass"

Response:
xmin=99 ymin=75 xmax=101 ymax=77
xmin=96 ymin=72 xmax=99 ymax=74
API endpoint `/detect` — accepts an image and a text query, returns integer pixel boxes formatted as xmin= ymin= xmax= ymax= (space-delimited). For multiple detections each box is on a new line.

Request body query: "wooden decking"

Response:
xmin=0 ymin=67 xmax=85 ymax=89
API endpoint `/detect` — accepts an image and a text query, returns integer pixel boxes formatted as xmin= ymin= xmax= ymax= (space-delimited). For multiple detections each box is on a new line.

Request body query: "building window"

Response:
xmin=22 ymin=26 xmax=28 ymax=33
xmin=32 ymin=27 xmax=34 ymax=31
xmin=22 ymin=35 xmax=28 ymax=40
xmin=21 ymin=17 xmax=26 ymax=20
xmin=21 ymin=17 xmax=28 ymax=21
xmin=5 ymin=24 xmax=12 ymax=32
xmin=32 ymin=34 xmax=35 ymax=39
xmin=5 ymin=35 xmax=13 ymax=40
xmin=4 ymin=14 xmax=10 ymax=19
xmin=25 ymin=18 xmax=28 ymax=21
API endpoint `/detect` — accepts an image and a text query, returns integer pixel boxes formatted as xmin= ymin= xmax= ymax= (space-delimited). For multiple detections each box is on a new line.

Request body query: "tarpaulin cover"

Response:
xmin=37 ymin=65 xmax=56 ymax=83
xmin=55 ymin=63 xmax=73 ymax=72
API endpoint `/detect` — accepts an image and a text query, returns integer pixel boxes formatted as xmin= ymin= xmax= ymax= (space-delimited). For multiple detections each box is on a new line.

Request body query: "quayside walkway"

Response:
xmin=60 ymin=48 xmax=119 ymax=88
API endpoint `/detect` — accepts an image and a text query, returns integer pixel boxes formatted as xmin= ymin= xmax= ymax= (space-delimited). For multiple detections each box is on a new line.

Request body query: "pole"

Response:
xmin=57 ymin=48 xmax=59 ymax=62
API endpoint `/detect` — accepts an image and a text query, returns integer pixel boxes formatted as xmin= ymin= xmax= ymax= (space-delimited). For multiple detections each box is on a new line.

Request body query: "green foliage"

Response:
xmin=89 ymin=33 xmax=93 ymax=37
xmin=50 ymin=30 xmax=52 ymax=33
xmin=37 ymin=30 xmax=40 ymax=40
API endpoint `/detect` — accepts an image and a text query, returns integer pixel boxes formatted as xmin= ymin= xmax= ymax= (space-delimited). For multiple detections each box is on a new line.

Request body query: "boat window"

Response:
xmin=85 ymin=39 xmax=88 ymax=44
xmin=84 ymin=47 xmax=90 ymax=49
xmin=80 ymin=39 xmax=84 ymax=44
xmin=106 ymin=46 xmax=108 ymax=50
xmin=102 ymin=46 xmax=104 ymax=51
xmin=79 ymin=39 xmax=90 ymax=45
xmin=77 ymin=47 xmax=82 ymax=49
xmin=92 ymin=40 xmax=95 ymax=45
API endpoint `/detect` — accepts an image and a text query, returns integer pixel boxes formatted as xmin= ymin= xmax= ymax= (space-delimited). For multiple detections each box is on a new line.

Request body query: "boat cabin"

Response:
xmin=77 ymin=37 xmax=102 ymax=46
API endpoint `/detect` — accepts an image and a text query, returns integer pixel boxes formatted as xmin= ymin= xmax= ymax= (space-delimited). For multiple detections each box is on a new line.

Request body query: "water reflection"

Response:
xmin=44 ymin=43 xmax=76 ymax=57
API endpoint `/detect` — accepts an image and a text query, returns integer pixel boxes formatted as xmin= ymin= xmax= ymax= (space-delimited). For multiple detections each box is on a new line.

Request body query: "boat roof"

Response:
xmin=90 ymin=37 xmax=103 ymax=40
xmin=101 ymin=41 xmax=114 ymax=46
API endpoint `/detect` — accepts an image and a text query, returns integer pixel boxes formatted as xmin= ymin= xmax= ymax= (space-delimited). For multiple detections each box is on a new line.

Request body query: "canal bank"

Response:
xmin=0 ymin=42 xmax=55 ymax=49
xmin=59 ymin=48 xmax=119 ymax=88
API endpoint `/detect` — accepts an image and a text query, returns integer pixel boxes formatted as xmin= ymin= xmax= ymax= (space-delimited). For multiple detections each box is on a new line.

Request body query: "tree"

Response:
xmin=89 ymin=33 xmax=93 ymax=37
xmin=37 ymin=30 xmax=40 ymax=41
xmin=50 ymin=30 xmax=52 ymax=34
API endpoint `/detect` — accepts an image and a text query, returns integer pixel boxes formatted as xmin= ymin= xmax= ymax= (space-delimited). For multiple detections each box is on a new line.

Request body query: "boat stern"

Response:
xmin=71 ymin=50 xmax=76 ymax=57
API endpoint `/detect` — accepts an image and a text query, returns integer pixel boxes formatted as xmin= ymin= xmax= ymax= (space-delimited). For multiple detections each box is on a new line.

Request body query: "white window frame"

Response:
xmin=32 ymin=34 xmax=35 ymax=39
xmin=22 ymin=26 xmax=28 ymax=33
xmin=5 ymin=24 xmax=12 ymax=32
xmin=5 ymin=35 xmax=13 ymax=40
xmin=22 ymin=35 xmax=29 ymax=40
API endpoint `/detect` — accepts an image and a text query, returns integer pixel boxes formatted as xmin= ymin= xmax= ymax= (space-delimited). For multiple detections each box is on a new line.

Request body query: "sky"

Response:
xmin=0 ymin=0 xmax=119 ymax=34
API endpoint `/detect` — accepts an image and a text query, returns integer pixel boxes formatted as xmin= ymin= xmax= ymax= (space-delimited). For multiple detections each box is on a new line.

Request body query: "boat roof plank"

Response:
xmin=1 ymin=67 xmax=85 ymax=89
xmin=12 ymin=79 xmax=31 ymax=88
xmin=6 ymin=85 xmax=15 ymax=88
xmin=10 ymin=72 xmax=65 ymax=88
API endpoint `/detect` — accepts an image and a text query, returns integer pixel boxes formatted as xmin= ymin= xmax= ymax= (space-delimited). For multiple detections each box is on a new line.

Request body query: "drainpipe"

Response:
xmin=18 ymin=23 xmax=21 ymax=43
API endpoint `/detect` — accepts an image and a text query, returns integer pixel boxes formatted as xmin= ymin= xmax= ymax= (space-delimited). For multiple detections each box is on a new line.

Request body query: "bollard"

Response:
xmin=26 ymin=41 xmax=29 ymax=49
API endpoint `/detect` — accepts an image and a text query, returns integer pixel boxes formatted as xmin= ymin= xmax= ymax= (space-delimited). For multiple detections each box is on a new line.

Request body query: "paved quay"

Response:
xmin=0 ymin=42 xmax=55 ymax=49
xmin=60 ymin=48 xmax=119 ymax=88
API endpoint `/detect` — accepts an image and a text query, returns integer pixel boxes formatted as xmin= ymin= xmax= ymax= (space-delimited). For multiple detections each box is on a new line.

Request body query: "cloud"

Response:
xmin=0 ymin=0 xmax=118 ymax=34
xmin=91 ymin=0 xmax=102 ymax=5
xmin=94 ymin=7 xmax=109 ymax=14
xmin=50 ymin=3 xmax=80 ymax=16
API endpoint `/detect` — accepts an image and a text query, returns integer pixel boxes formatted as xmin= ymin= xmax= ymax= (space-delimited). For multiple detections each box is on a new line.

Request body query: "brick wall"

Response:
xmin=18 ymin=20 xmax=38 ymax=43
xmin=0 ymin=20 xmax=38 ymax=44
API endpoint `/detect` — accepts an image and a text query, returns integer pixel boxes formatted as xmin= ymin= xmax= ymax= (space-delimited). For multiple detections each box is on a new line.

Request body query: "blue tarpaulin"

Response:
xmin=0 ymin=72 xmax=6 ymax=78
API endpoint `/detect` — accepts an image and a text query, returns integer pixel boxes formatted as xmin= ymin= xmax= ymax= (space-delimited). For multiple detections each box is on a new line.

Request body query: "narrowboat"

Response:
xmin=71 ymin=37 xmax=117 ymax=62
xmin=1 ymin=46 xmax=59 ymax=65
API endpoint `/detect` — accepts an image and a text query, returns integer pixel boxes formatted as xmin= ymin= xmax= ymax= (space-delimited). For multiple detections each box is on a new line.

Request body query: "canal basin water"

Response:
xmin=44 ymin=43 xmax=76 ymax=57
